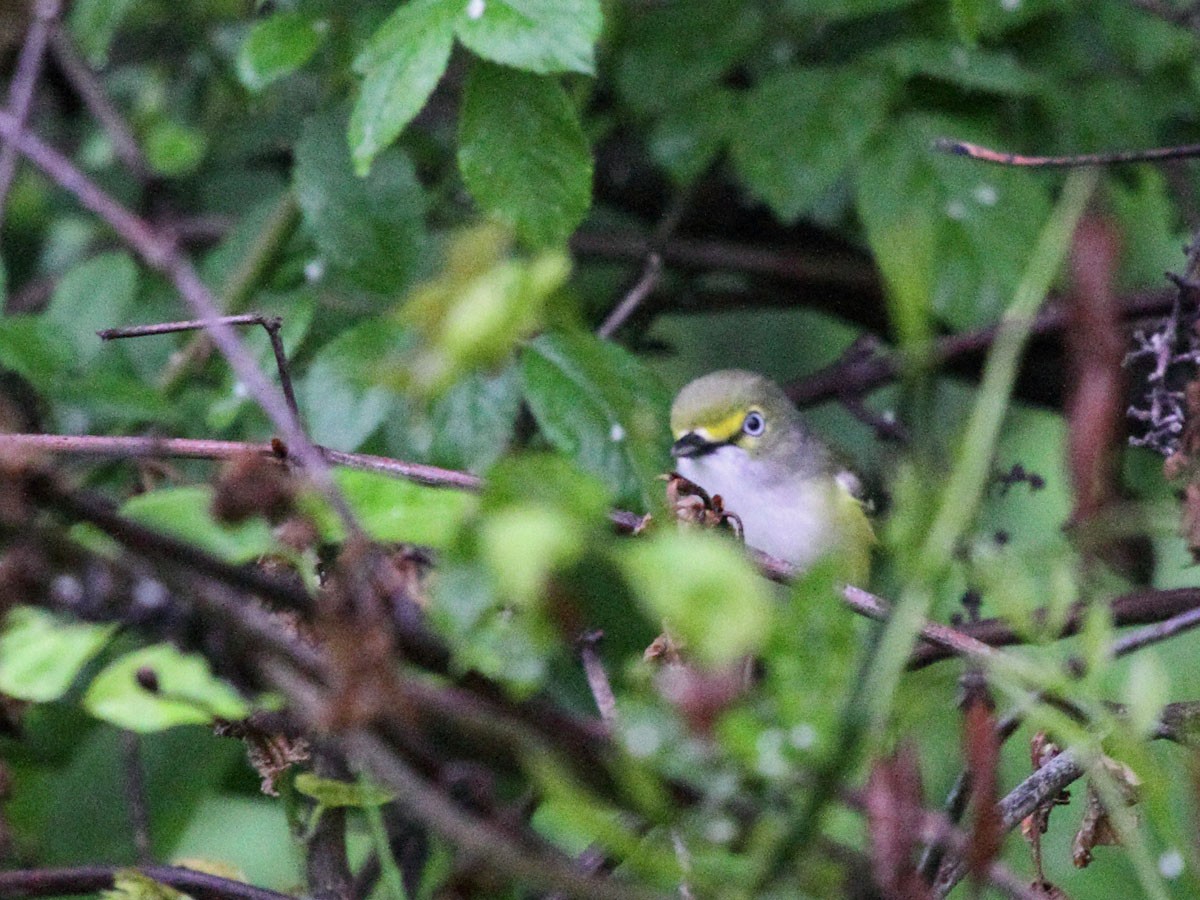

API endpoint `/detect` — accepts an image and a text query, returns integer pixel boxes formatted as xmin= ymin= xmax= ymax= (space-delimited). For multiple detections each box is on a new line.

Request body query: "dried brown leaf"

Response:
xmin=865 ymin=743 xmax=931 ymax=900
xmin=962 ymin=690 xmax=1000 ymax=887
xmin=1071 ymin=757 xmax=1140 ymax=868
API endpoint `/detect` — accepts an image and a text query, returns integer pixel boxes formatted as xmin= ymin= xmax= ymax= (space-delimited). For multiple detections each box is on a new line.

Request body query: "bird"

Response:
xmin=669 ymin=369 xmax=873 ymax=581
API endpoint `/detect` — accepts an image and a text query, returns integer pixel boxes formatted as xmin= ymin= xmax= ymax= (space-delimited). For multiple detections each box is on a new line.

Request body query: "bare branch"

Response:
xmin=0 ymin=865 xmax=298 ymax=900
xmin=47 ymin=25 xmax=151 ymax=180
xmin=0 ymin=0 xmax=63 ymax=217
xmin=935 ymin=136 xmax=1200 ymax=168
xmin=100 ymin=315 xmax=300 ymax=421
xmin=597 ymin=252 xmax=662 ymax=339
xmin=578 ymin=631 xmax=618 ymax=727
xmin=0 ymin=110 xmax=353 ymax=529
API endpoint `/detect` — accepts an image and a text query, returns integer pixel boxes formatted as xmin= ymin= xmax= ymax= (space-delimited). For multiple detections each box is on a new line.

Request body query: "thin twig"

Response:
xmin=0 ymin=0 xmax=63 ymax=218
xmin=1112 ymin=603 xmax=1200 ymax=657
xmin=121 ymin=731 xmax=154 ymax=864
xmin=47 ymin=25 xmax=151 ymax=179
xmin=908 ymin=586 xmax=1200 ymax=668
xmin=597 ymin=253 xmax=663 ymax=339
xmin=578 ymin=631 xmax=618 ymax=727
xmin=100 ymin=314 xmax=300 ymax=421
xmin=160 ymin=192 xmax=301 ymax=392
xmin=936 ymin=136 xmax=1200 ymax=168
xmin=788 ymin=288 xmax=1174 ymax=409
xmin=0 ymin=111 xmax=354 ymax=526
xmin=841 ymin=585 xmax=1003 ymax=664
xmin=0 ymin=433 xmax=485 ymax=491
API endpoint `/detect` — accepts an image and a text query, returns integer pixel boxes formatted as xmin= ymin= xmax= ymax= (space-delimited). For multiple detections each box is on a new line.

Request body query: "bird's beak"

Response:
xmin=671 ymin=432 xmax=718 ymax=459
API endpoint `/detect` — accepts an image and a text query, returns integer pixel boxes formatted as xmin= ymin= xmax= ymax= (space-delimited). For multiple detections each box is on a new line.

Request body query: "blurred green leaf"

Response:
xmin=350 ymin=0 xmax=458 ymax=175
xmin=615 ymin=0 xmax=763 ymax=116
xmin=295 ymin=110 xmax=426 ymax=295
xmin=120 ymin=486 xmax=277 ymax=563
xmin=386 ymin=366 xmax=524 ymax=473
xmin=299 ymin=318 xmax=400 ymax=450
xmin=103 ymin=870 xmax=191 ymax=900
xmin=521 ymin=331 xmax=670 ymax=510
xmin=145 ymin=121 xmax=208 ymax=178
xmin=731 ymin=66 xmax=891 ymax=221
xmin=308 ymin=468 xmax=477 ymax=547
xmin=402 ymin=226 xmax=570 ymax=392
xmin=856 ymin=115 xmax=1052 ymax=334
xmin=84 ymin=644 xmax=250 ymax=732
xmin=458 ymin=62 xmax=592 ymax=248
xmin=649 ymin=88 xmax=735 ymax=186
xmin=46 ymin=252 xmax=138 ymax=364
xmin=0 ymin=608 xmax=116 ymax=703
xmin=294 ymin=773 xmax=396 ymax=808
xmin=869 ymin=39 xmax=1040 ymax=95
xmin=237 ymin=11 xmax=327 ymax=91
xmin=68 ymin=0 xmax=136 ymax=66
xmin=620 ymin=530 xmax=772 ymax=666
xmin=455 ymin=0 xmax=601 ymax=75
xmin=0 ymin=316 xmax=76 ymax=388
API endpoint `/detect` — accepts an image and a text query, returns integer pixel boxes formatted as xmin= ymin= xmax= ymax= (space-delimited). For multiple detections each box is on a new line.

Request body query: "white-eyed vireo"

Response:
xmin=669 ymin=369 xmax=873 ymax=582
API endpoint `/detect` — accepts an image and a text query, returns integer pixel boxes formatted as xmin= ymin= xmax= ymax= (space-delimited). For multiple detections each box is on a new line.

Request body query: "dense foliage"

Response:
xmin=4 ymin=0 xmax=1200 ymax=898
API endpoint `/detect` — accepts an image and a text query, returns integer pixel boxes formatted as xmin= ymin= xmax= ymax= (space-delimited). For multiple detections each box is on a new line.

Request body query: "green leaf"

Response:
xmin=84 ymin=644 xmax=250 ymax=732
xmin=648 ymin=88 xmax=734 ymax=186
xmin=120 ymin=486 xmax=277 ymax=563
xmin=730 ymin=66 xmax=891 ymax=222
xmin=386 ymin=367 xmax=523 ymax=473
xmin=46 ymin=252 xmax=138 ymax=364
xmin=145 ymin=121 xmax=208 ymax=177
xmin=237 ymin=11 xmax=327 ymax=91
xmin=299 ymin=318 xmax=402 ymax=449
xmin=309 ymin=468 xmax=477 ymax=548
xmin=856 ymin=115 xmax=1052 ymax=334
xmin=295 ymin=110 xmax=426 ymax=294
xmin=869 ymin=39 xmax=1040 ymax=96
xmin=455 ymin=0 xmax=601 ymax=75
xmin=0 ymin=608 xmax=116 ymax=702
xmin=615 ymin=0 xmax=764 ymax=116
xmin=620 ymin=530 xmax=772 ymax=666
xmin=294 ymin=773 xmax=396 ymax=808
xmin=350 ymin=0 xmax=458 ymax=175
xmin=458 ymin=62 xmax=592 ymax=248
xmin=0 ymin=316 xmax=76 ymax=387
xmin=68 ymin=0 xmax=136 ymax=66
xmin=521 ymin=331 xmax=670 ymax=510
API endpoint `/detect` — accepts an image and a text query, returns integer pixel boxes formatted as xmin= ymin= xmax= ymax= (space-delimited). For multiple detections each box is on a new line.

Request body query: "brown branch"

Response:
xmin=0 ymin=109 xmax=355 ymax=530
xmin=0 ymin=865 xmax=298 ymax=900
xmin=787 ymin=288 xmax=1175 ymax=409
xmin=841 ymin=585 xmax=1003 ymax=664
xmin=0 ymin=433 xmax=485 ymax=491
xmin=932 ymin=750 xmax=1084 ymax=897
xmin=907 ymin=587 xmax=1200 ymax=668
xmin=47 ymin=25 xmax=151 ymax=180
xmin=1112 ymin=603 xmax=1200 ymax=657
xmin=100 ymin=315 xmax=300 ymax=421
xmin=578 ymin=631 xmax=618 ymax=727
xmin=936 ymin=136 xmax=1200 ymax=168
xmin=0 ymin=0 xmax=63 ymax=218
xmin=597 ymin=252 xmax=662 ymax=339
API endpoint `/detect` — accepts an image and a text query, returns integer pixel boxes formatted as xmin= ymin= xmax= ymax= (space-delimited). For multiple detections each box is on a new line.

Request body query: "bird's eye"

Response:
xmin=742 ymin=411 xmax=765 ymax=436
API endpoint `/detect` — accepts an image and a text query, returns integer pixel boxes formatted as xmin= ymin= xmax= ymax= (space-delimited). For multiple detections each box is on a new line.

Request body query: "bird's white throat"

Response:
xmin=676 ymin=444 xmax=843 ymax=568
